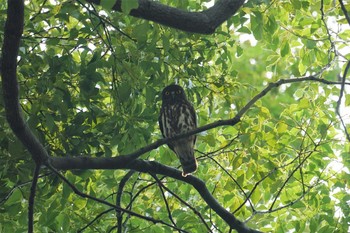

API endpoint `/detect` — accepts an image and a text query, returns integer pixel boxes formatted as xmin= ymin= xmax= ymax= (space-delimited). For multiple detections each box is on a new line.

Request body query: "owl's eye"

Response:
xmin=176 ymin=90 xmax=182 ymax=94
xmin=165 ymin=91 xmax=170 ymax=95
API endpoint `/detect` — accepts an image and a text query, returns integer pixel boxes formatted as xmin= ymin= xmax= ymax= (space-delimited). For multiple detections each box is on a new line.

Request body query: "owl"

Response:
xmin=159 ymin=84 xmax=197 ymax=177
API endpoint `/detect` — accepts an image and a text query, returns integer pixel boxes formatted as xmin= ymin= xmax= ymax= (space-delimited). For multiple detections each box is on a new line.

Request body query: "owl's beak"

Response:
xmin=171 ymin=91 xmax=175 ymax=99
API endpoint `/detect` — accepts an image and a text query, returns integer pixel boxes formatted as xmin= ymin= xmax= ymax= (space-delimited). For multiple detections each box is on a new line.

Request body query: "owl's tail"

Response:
xmin=181 ymin=156 xmax=198 ymax=177
xmin=174 ymin=145 xmax=197 ymax=177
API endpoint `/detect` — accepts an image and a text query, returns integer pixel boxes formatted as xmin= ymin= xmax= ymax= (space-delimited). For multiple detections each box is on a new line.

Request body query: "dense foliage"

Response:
xmin=1 ymin=0 xmax=349 ymax=232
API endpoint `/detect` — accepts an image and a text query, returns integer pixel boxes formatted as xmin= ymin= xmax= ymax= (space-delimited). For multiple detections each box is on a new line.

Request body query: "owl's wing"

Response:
xmin=158 ymin=109 xmax=165 ymax=138
xmin=158 ymin=107 xmax=176 ymax=152
xmin=188 ymin=101 xmax=196 ymax=127
xmin=187 ymin=102 xmax=197 ymax=145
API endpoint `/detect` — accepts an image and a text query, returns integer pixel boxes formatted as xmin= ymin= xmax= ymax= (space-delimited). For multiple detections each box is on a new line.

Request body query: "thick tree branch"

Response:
xmin=47 ymin=163 xmax=187 ymax=232
xmin=50 ymin=158 xmax=260 ymax=233
xmin=49 ymin=75 xmax=348 ymax=232
xmin=2 ymin=0 xmax=349 ymax=179
xmin=1 ymin=0 xmax=48 ymax=165
xmin=84 ymin=0 xmax=245 ymax=34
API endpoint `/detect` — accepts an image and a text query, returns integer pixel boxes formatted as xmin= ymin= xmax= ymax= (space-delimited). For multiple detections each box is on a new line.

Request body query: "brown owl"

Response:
xmin=159 ymin=84 xmax=197 ymax=177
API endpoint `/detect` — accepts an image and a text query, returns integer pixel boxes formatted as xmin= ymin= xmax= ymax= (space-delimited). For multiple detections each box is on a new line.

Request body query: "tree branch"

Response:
xmin=49 ymin=157 xmax=260 ymax=232
xmin=0 ymin=172 xmax=52 ymax=205
xmin=78 ymin=208 xmax=115 ymax=232
xmin=49 ymin=75 xmax=350 ymax=170
xmin=2 ymin=0 xmax=349 ymax=175
xmin=152 ymin=175 xmax=213 ymax=232
xmin=49 ymin=75 xmax=348 ymax=232
xmin=1 ymin=0 xmax=48 ymax=165
xmin=339 ymin=0 xmax=350 ymax=27
xmin=336 ymin=60 xmax=350 ymax=142
xmin=116 ymin=170 xmax=136 ymax=233
xmin=47 ymin=163 xmax=187 ymax=232
xmin=150 ymin=174 xmax=183 ymax=232
xmin=84 ymin=0 xmax=245 ymax=34
xmin=28 ymin=164 xmax=41 ymax=233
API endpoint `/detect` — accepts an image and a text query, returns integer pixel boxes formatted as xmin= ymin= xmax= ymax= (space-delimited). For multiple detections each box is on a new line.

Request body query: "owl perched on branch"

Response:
xmin=159 ymin=84 xmax=197 ymax=177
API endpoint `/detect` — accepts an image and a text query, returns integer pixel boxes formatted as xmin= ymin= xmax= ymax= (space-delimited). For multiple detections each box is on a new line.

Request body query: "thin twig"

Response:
xmin=336 ymin=61 xmax=350 ymax=142
xmin=150 ymin=174 xmax=184 ymax=233
xmin=154 ymin=176 xmax=213 ymax=232
xmin=269 ymin=141 xmax=321 ymax=211
xmin=76 ymin=0 xmax=136 ymax=41
xmin=116 ymin=170 xmax=136 ymax=233
xmin=0 ymin=172 xmax=52 ymax=205
xmin=78 ymin=208 xmax=115 ymax=232
xmin=199 ymin=151 xmax=255 ymax=213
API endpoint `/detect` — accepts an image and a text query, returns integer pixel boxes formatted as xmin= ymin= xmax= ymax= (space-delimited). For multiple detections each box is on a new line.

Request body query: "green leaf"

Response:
xmin=162 ymin=35 xmax=170 ymax=52
xmin=298 ymin=98 xmax=309 ymax=109
xmin=251 ymin=11 xmax=263 ymax=40
xmin=5 ymin=189 xmax=22 ymax=206
xmin=298 ymin=60 xmax=307 ymax=75
xmin=121 ymin=0 xmax=139 ymax=14
xmin=132 ymin=22 xmax=150 ymax=43
xmin=237 ymin=26 xmax=251 ymax=34
xmin=291 ymin=0 xmax=302 ymax=9
xmin=318 ymin=123 xmax=328 ymax=138
xmin=73 ymin=198 xmax=87 ymax=210
xmin=280 ymin=41 xmax=290 ymax=57
xmin=45 ymin=114 xmax=57 ymax=132
xmin=276 ymin=122 xmax=288 ymax=133
xmin=292 ymin=201 xmax=306 ymax=209
xmin=345 ymin=94 xmax=350 ymax=106
xmin=118 ymin=82 xmax=131 ymax=101
xmin=100 ymin=0 xmax=116 ymax=9
xmin=236 ymin=45 xmax=243 ymax=57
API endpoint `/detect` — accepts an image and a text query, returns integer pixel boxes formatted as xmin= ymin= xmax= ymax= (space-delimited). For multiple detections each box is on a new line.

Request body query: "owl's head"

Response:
xmin=161 ymin=84 xmax=187 ymax=104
